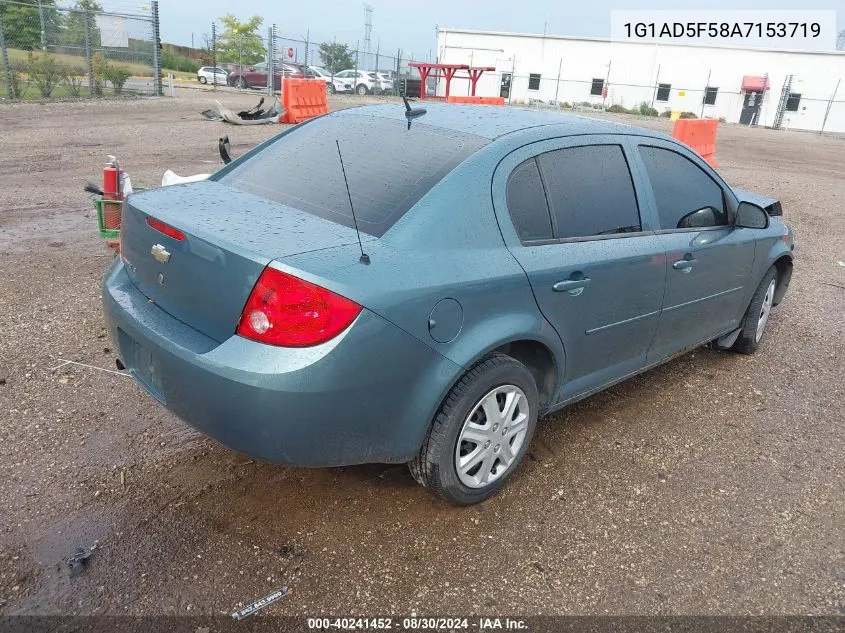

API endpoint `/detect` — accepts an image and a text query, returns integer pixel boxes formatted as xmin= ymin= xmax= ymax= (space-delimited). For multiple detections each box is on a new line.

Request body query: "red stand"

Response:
xmin=409 ymin=62 xmax=496 ymax=100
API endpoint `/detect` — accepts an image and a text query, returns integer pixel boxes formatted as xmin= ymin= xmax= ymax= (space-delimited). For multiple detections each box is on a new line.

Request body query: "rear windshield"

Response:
xmin=217 ymin=114 xmax=488 ymax=237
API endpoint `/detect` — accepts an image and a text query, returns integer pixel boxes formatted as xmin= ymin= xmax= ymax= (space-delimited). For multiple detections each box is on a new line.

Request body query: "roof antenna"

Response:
xmin=402 ymin=93 xmax=427 ymax=129
xmin=335 ymin=140 xmax=370 ymax=265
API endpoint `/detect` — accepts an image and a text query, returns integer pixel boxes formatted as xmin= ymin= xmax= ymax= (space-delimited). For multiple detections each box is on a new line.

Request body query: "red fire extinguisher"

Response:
xmin=102 ymin=155 xmax=123 ymax=231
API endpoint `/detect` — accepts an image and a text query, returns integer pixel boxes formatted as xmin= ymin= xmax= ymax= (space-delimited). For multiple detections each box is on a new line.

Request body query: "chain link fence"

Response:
xmin=203 ymin=21 xmax=418 ymax=97
xmin=0 ymin=0 xmax=160 ymax=100
xmin=501 ymin=73 xmax=845 ymax=134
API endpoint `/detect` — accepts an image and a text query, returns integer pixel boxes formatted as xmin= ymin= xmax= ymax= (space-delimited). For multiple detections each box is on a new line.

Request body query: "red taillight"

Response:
xmin=146 ymin=217 xmax=185 ymax=241
xmin=237 ymin=268 xmax=362 ymax=347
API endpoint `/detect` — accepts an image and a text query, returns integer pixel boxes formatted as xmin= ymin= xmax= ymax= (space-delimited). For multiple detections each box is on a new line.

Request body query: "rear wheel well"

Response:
xmin=773 ymin=256 xmax=793 ymax=305
xmin=489 ymin=341 xmax=557 ymax=411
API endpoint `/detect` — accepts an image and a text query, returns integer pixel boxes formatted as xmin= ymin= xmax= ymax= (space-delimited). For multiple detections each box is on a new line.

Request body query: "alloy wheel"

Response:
xmin=454 ymin=385 xmax=529 ymax=488
xmin=755 ymin=278 xmax=776 ymax=343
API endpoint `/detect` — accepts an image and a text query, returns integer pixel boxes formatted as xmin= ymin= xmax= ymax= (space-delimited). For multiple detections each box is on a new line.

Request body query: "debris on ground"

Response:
xmin=231 ymin=587 xmax=288 ymax=620
xmin=201 ymin=97 xmax=285 ymax=125
xmin=200 ymin=108 xmax=223 ymax=122
xmin=68 ymin=542 xmax=98 ymax=577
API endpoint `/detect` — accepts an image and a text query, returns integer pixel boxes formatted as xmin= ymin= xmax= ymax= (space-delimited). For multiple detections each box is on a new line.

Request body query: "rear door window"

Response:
xmin=537 ymin=145 xmax=642 ymax=239
xmin=217 ymin=115 xmax=488 ymax=237
xmin=506 ymin=158 xmax=553 ymax=242
xmin=638 ymin=145 xmax=727 ymax=230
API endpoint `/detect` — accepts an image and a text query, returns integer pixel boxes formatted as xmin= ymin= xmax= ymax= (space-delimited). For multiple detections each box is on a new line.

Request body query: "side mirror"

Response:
xmin=735 ymin=201 xmax=769 ymax=229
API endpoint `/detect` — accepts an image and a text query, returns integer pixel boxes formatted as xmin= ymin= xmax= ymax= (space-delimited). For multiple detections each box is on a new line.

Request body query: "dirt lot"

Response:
xmin=0 ymin=89 xmax=843 ymax=618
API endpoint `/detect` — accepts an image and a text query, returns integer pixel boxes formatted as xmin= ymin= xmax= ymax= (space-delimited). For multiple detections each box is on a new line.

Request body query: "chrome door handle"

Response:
xmin=672 ymin=258 xmax=697 ymax=271
xmin=553 ymin=278 xmax=591 ymax=293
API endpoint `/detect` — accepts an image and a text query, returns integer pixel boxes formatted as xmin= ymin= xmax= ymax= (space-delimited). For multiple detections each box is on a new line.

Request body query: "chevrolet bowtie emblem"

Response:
xmin=151 ymin=244 xmax=170 ymax=264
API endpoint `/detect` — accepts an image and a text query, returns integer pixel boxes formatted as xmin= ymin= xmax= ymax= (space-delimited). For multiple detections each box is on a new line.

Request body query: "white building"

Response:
xmin=435 ymin=28 xmax=845 ymax=133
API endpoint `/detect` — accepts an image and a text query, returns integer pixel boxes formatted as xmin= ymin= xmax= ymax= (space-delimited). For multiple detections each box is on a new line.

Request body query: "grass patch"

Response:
xmin=7 ymin=48 xmax=153 ymax=77
xmin=15 ymin=83 xmax=91 ymax=99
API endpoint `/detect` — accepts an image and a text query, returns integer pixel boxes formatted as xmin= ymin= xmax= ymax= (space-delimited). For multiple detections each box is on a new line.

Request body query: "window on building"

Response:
xmin=590 ymin=78 xmax=604 ymax=96
xmin=538 ymin=145 xmax=641 ymax=239
xmin=528 ymin=74 xmax=541 ymax=90
xmin=638 ymin=145 xmax=727 ymax=231
xmin=786 ymin=93 xmax=801 ymax=111
xmin=703 ymin=86 xmax=718 ymax=106
xmin=656 ymin=83 xmax=671 ymax=102
xmin=506 ymin=158 xmax=554 ymax=242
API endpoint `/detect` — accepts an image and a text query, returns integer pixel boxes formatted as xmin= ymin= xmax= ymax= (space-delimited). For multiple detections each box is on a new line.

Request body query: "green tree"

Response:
xmin=217 ymin=14 xmax=265 ymax=66
xmin=0 ymin=0 xmax=59 ymax=51
xmin=60 ymin=0 xmax=103 ymax=51
xmin=318 ymin=42 xmax=354 ymax=73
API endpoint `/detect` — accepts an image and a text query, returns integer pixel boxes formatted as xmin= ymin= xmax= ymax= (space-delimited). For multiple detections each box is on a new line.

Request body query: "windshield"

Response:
xmin=217 ymin=114 xmax=488 ymax=237
xmin=312 ymin=67 xmax=330 ymax=77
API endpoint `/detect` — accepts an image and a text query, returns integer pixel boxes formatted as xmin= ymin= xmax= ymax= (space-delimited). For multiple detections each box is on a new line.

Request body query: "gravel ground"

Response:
xmin=0 ymin=89 xmax=843 ymax=617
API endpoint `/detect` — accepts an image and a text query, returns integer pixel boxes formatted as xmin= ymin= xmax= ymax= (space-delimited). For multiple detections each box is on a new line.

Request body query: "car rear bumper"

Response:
xmin=103 ymin=261 xmax=462 ymax=466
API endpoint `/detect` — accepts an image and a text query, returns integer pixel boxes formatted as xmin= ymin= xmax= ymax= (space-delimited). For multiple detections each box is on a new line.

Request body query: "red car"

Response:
xmin=227 ymin=63 xmax=315 ymax=90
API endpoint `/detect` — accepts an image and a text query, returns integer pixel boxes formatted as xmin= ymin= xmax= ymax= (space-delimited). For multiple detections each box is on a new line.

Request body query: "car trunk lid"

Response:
xmin=120 ymin=180 xmax=365 ymax=343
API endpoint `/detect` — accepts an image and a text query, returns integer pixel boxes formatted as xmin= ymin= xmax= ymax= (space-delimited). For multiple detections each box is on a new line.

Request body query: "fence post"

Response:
xmin=374 ymin=42 xmax=379 ymax=92
xmin=83 ymin=10 xmax=94 ymax=96
xmin=650 ymin=63 xmax=660 ymax=109
xmin=38 ymin=0 xmax=47 ymax=50
xmin=554 ymin=57 xmax=562 ymax=105
xmin=0 ymin=10 xmax=13 ymax=100
xmin=151 ymin=0 xmax=162 ymax=95
xmin=700 ymin=68 xmax=711 ymax=118
xmin=602 ymin=60 xmax=611 ymax=108
xmin=508 ymin=56 xmax=515 ymax=105
xmin=820 ymin=78 xmax=840 ymax=135
xmin=395 ymin=48 xmax=400 ymax=96
xmin=211 ymin=22 xmax=216 ymax=92
xmin=354 ymin=40 xmax=359 ymax=95
xmin=267 ymin=26 xmax=274 ymax=96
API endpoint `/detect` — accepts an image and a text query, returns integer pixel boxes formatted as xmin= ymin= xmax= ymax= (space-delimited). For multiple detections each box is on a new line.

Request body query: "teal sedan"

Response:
xmin=103 ymin=104 xmax=794 ymax=505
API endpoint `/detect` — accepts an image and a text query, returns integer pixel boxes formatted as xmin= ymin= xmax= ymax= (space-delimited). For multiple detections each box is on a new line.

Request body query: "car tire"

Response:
xmin=356 ymin=83 xmax=369 ymax=96
xmin=326 ymin=83 xmax=335 ymax=95
xmin=237 ymin=77 xmax=249 ymax=89
xmin=199 ymin=76 xmax=207 ymax=84
xmin=732 ymin=266 xmax=778 ymax=355
xmin=409 ymin=354 xmax=539 ymax=505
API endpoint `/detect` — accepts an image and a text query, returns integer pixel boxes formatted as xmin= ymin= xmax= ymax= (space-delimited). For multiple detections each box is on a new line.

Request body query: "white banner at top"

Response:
xmin=95 ymin=14 xmax=130 ymax=48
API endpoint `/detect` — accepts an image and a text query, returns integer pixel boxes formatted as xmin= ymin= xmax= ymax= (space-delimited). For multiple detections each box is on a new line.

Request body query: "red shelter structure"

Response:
xmin=408 ymin=62 xmax=496 ymax=100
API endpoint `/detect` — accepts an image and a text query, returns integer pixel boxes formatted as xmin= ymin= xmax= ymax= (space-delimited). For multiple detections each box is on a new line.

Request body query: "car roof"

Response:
xmin=336 ymin=103 xmax=667 ymax=141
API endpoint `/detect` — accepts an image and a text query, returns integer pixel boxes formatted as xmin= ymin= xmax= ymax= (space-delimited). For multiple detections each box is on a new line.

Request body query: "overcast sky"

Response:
xmin=152 ymin=0 xmax=843 ymax=58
